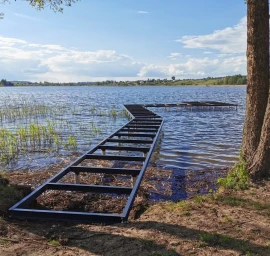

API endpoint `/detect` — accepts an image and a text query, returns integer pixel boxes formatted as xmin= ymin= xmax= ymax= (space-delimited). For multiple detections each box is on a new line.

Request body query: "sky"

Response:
xmin=0 ymin=0 xmax=247 ymax=82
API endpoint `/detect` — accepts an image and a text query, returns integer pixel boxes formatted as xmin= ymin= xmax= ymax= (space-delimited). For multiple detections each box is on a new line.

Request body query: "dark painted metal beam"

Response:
xmin=98 ymin=145 xmax=150 ymax=152
xmin=106 ymin=138 xmax=152 ymax=144
xmin=85 ymin=154 xmax=146 ymax=162
xmin=114 ymin=133 xmax=156 ymax=138
xmin=70 ymin=166 xmax=140 ymax=176
xmin=9 ymin=209 xmax=123 ymax=223
xmin=46 ymin=183 xmax=133 ymax=194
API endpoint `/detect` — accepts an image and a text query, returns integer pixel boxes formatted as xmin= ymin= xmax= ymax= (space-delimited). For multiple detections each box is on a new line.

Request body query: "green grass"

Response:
xmin=0 ymin=238 xmax=8 ymax=244
xmin=49 ymin=239 xmax=60 ymax=246
xmin=65 ymin=135 xmax=77 ymax=149
xmin=214 ymin=195 xmax=270 ymax=211
xmin=162 ymin=201 xmax=192 ymax=216
xmin=218 ymin=160 xmax=249 ymax=190
xmin=198 ymin=232 xmax=257 ymax=254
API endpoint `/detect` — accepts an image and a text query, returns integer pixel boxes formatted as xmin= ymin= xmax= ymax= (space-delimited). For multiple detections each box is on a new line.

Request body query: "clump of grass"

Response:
xmin=49 ymin=239 xmax=60 ymax=246
xmin=90 ymin=122 xmax=102 ymax=135
xmin=0 ymin=128 xmax=19 ymax=163
xmin=65 ymin=135 xmax=77 ymax=149
xmin=108 ymin=109 xmax=117 ymax=119
xmin=214 ymin=194 xmax=270 ymax=210
xmin=0 ymin=122 xmax=60 ymax=164
xmin=193 ymin=194 xmax=214 ymax=204
xmin=218 ymin=160 xmax=249 ymax=190
xmin=119 ymin=109 xmax=131 ymax=120
xmin=163 ymin=201 xmax=192 ymax=216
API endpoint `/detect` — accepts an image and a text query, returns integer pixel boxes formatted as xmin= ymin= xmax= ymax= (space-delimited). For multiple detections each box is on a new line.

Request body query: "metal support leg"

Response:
xmin=131 ymin=176 xmax=137 ymax=186
xmin=75 ymin=172 xmax=80 ymax=184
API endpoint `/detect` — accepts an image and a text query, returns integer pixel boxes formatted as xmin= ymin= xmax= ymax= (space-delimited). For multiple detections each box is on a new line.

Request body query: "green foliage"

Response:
xmin=0 ymin=79 xmax=14 ymax=86
xmin=214 ymin=194 xmax=270 ymax=210
xmin=1 ymin=0 xmax=79 ymax=13
xmin=11 ymin=74 xmax=247 ymax=87
xmin=164 ymin=201 xmax=192 ymax=216
xmin=65 ymin=135 xmax=77 ymax=149
xmin=49 ymin=239 xmax=60 ymax=246
xmin=0 ymin=122 xmax=60 ymax=164
xmin=198 ymin=232 xmax=261 ymax=255
xmin=108 ymin=109 xmax=117 ymax=119
xmin=218 ymin=160 xmax=249 ymax=190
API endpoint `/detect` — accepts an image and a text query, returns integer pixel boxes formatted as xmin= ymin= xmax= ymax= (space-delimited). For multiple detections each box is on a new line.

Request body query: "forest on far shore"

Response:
xmin=2 ymin=74 xmax=247 ymax=87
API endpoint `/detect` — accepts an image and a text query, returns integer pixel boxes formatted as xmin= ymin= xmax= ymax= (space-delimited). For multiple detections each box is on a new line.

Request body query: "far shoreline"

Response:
xmin=1 ymin=74 xmax=247 ymax=87
xmin=1 ymin=84 xmax=247 ymax=88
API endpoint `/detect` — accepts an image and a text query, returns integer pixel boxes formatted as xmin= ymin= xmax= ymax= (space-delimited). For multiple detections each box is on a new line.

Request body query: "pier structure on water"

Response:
xmin=9 ymin=101 xmax=237 ymax=223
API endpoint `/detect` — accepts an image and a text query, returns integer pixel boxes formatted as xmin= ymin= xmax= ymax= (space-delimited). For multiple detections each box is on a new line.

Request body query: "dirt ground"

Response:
xmin=0 ymin=162 xmax=269 ymax=256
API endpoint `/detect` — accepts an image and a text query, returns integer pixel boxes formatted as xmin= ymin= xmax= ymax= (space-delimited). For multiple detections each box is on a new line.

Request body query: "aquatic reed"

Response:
xmin=0 ymin=97 xmax=128 ymax=167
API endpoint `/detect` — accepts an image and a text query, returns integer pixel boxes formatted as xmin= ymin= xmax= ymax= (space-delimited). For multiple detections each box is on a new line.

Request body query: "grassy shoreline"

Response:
xmin=0 ymin=164 xmax=269 ymax=256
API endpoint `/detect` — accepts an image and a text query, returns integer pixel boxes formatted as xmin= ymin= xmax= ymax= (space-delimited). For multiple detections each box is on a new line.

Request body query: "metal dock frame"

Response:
xmin=9 ymin=101 xmax=237 ymax=223
xmin=9 ymin=104 xmax=164 ymax=223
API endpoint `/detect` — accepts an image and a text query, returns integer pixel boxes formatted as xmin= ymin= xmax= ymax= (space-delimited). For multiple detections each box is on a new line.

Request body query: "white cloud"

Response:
xmin=137 ymin=11 xmax=148 ymax=14
xmin=138 ymin=58 xmax=219 ymax=77
xmin=0 ymin=35 xmax=143 ymax=82
xmin=138 ymin=56 xmax=246 ymax=78
xmin=168 ymin=52 xmax=181 ymax=60
xmin=218 ymin=55 xmax=246 ymax=74
xmin=0 ymin=23 xmax=247 ymax=82
xmin=176 ymin=17 xmax=247 ymax=54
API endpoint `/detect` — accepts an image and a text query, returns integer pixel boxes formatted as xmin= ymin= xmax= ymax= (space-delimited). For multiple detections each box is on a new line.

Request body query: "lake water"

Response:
xmin=0 ymin=85 xmax=246 ymax=173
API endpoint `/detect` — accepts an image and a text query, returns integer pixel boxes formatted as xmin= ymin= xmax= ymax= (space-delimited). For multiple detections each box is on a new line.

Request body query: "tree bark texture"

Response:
xmin=250 ymin=94 xmax=270 ymax=178
xmin=242 ymin=0 xmax=269 ymax=162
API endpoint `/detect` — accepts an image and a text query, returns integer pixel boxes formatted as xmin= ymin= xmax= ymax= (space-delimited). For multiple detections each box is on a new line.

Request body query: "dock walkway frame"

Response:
xmin=9 ymin=101 xmax=237 ymax=223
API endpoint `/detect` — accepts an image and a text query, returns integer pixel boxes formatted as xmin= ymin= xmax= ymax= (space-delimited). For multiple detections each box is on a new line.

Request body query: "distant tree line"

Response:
xmin=215 ymin=74 xmax=247 ymax=85
xmin=0 ymin=79 xmax=14 ymax=86
xmin=7 ymin=74 xmax=248 ymax=87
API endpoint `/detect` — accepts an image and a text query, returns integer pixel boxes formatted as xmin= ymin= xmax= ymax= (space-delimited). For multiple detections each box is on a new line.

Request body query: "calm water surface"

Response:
xmin=0 ymin=86 xmax=246 ymax=172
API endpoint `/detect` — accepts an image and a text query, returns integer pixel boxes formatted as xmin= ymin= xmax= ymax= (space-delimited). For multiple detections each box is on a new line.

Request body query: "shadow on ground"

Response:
xmin=2 ymin=217 xmax=269 ymax=256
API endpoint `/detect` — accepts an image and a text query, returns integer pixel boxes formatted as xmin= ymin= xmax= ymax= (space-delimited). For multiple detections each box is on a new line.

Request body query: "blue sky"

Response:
xmin=0 ymin=0 xmax=247 ymax=82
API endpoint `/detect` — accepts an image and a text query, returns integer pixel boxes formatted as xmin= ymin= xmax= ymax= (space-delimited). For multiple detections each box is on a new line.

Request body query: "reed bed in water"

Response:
xmin=0 ymin=97 xmax=129 ymax=167
xmin=0 ymin=123 xmax=77 ymax=164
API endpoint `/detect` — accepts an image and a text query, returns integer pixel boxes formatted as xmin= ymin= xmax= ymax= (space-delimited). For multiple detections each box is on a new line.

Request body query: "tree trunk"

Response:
xmin=242 ymin=0 xmax=269 ymax=162
xmin=249 ymin=95 xmax=270 ymax=179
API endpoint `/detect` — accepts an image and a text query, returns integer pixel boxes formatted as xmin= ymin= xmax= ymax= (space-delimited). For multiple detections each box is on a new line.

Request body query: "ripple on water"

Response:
xmin=0 ymin=85 xmax=245 ymax=171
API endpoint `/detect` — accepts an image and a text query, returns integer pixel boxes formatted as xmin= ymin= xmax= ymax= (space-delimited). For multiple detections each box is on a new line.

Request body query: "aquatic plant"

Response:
xmin=65 ymin=135 xmax=77 ymax=149
xmin=0 ymin=96 xmax=129 ymax=168
xmin=108 ymin=109 xmax=117 ymax=119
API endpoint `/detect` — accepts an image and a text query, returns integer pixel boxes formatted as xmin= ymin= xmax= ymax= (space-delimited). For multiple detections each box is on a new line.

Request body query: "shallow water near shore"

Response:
xmin=0 ymin=85 xmax=245 ymax=173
